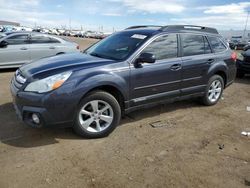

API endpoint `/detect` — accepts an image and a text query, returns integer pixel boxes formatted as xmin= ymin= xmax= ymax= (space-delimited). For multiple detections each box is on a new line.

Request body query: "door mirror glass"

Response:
xmin=137 ymin=52 xmax=156 ymax=64
xmin=0 ymin=40 xmax=8 ymax=48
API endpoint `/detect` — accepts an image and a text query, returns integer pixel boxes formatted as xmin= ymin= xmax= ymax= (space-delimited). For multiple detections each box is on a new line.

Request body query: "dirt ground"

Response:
xmin=0 ymin=38 xmax=249 ymax=188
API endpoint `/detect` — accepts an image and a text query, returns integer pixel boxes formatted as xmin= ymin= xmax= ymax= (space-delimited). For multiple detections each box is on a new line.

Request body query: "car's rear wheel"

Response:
xmin=202 ymin=75 xmax=224 ymax=106
xmin=73 ymin=91 xmax=121 ymax=138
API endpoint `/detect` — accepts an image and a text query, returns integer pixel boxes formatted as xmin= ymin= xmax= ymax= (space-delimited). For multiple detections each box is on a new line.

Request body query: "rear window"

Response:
xmin=207 ymin=36 xmax=227 ymax=53
xmin=181 ymin=34 xmax=212 ymax=56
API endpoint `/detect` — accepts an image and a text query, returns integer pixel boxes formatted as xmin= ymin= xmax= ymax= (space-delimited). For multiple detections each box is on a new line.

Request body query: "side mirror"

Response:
xmin=136 ymin=53 xmax=156 ymax=64
xmin=0 ymin=40 xmax=8 ymax=48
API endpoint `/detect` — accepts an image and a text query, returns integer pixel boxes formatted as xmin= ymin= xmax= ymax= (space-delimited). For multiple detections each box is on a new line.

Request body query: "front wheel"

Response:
xmin=73 ymin=91 xmax=121 ymax=138
xmin=202 ymin=75 xmax=224 ymax=106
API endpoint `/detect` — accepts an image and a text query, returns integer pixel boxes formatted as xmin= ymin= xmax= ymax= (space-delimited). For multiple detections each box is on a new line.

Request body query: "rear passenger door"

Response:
xmin=29 ymin=34 xmax=61 ymax=61
xmin=180 ymin=34 xmax=213 ymax=95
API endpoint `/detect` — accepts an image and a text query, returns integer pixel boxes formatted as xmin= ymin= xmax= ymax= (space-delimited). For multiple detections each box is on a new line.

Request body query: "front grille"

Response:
xmin=12 ymin=70 xmax=26 ymax=90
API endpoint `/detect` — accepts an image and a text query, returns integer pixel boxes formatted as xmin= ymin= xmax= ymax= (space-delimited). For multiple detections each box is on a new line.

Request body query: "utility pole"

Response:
xmin=243 ymin=11 xmax=249 ymax=42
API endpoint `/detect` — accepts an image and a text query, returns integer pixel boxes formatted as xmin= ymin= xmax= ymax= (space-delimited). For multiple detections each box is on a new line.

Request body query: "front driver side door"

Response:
xmin=130 ymin=34 xmax=182 ymax=107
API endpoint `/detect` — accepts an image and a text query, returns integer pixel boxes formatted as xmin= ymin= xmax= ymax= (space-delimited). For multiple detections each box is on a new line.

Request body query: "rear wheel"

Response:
xmin=202 ymin=75 xmax=224 ymax=106
xmin=73 ymin=91 xmax=121 ymax=138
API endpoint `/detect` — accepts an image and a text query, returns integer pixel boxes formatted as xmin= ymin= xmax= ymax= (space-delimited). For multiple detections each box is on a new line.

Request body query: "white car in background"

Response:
xmin=0 ymin=31 xmax=80 ymax=69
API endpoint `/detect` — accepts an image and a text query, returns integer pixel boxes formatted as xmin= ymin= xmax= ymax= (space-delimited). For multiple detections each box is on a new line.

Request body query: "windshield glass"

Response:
xmin=85 ymin=32 xmax=149 ymax=61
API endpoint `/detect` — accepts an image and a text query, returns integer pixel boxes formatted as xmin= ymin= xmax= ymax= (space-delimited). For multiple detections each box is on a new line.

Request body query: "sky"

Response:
xmin=0 ymin=0 xmax=250 ymax=32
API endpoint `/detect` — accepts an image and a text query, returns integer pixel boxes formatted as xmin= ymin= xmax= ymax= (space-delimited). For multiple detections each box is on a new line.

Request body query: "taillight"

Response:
xmin=76 ymin=45 xmax=80 ymax=50
xmin=231 ymin=52 xmax=237 ymax=62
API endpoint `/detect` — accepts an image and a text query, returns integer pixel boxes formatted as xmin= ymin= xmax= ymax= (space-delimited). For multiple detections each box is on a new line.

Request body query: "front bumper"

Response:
xmin=10 ymin=77 xmax=77 ymax=128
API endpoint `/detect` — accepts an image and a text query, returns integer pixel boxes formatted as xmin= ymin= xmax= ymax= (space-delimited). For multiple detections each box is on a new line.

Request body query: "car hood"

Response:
xmin=20 ymin=53 xmax=116 ymax=78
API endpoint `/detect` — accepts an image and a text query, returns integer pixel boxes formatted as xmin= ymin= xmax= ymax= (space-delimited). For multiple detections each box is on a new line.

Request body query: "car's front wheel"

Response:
xmin=73 ymin=91 xmax=121 ymax=138
xmin=202 ymin=75 xmax=224 ymax=106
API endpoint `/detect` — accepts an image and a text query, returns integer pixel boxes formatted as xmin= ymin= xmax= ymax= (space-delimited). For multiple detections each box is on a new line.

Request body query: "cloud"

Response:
xmin=102 ymin=13 xmax=122 ymax=16
xmin=109 ymin=0 xmax=185 ymax=14
xmin=170 ymin=13 xmax=249 ymax=30
xmin=0 ymin=0 xmax=64 ymax=28
xmin=201 ymin=2 xmax=250 ymax=14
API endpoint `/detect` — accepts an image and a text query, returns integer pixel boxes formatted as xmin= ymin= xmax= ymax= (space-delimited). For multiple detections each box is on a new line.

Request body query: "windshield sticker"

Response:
xmin=131 ymin=34 xmax=147 ymax=39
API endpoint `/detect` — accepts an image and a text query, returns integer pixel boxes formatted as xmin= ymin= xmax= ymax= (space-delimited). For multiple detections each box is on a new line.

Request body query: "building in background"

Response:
xmin=0 ymin=20 xmax=20 ymax=26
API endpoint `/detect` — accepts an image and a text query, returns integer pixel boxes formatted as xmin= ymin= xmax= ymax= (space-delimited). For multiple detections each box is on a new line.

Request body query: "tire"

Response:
xmin=236 ymin=70 xmax=245 ymax=78
xmin=202 ymin=75 xmax=224 ymax=106
xmin=73 ymin=91 xmax=121 ymax=138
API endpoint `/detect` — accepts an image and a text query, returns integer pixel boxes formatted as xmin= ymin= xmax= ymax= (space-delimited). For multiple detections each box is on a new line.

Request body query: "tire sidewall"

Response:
xmin=204 ymin=75 xmax=224 ymax=106
xmin=74 ymin=91 xmax=121 ymax=138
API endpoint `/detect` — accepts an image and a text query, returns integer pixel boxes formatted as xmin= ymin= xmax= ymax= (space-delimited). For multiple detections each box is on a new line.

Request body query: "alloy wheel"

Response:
xmin=208 ymin=80 xmax=222 ymax=103
xmin=78 ymin=100 xmax=114 ymax=133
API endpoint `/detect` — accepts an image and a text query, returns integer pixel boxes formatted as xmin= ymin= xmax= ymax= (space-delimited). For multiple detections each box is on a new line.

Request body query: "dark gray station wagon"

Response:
xmin=11 ymin=25 xmax=237 ymax=138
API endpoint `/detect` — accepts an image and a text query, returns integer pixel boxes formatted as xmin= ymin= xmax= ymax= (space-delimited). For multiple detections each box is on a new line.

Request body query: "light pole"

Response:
xmin=243 ymin=11 xmax=249 ymax=42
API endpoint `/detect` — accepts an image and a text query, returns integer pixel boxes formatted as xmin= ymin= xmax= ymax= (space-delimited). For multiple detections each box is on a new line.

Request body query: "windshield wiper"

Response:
xmin=89 ymin=52 xmax=105 ymax=58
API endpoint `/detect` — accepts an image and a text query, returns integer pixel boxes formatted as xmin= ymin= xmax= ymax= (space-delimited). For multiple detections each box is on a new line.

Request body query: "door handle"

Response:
xmin=20 ymin=47 xmax=27 ymax=50
xmin=49 ymin=46 xmax=55 ymax=49
xmin=206 ymin=59 xmax=215 ymax=64
xmin=170 ymin=64 xmax=182 ymax=71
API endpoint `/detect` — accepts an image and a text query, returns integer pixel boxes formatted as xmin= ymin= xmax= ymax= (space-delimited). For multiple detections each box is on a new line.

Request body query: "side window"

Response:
xmin=50 ymin=38 xmax=60 ymax=43
xmin=142 ymin=34 xmax=178 ymax=60
xmin=207 ymin=36 xmax=227 ymax=53
xmin=182 ymin=34 xmax=211 ymax=56
xmin=5 ymin=34 xmax=29 ymax=45
xmin=204 ymin=37 xmax=212 ymax=54
xmin=31 ymin=35 xmax=54 ymax=44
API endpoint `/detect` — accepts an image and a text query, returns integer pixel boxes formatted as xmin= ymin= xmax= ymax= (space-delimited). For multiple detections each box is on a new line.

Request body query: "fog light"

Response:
xmin=32 ymin=113 xmax=40 ymax=124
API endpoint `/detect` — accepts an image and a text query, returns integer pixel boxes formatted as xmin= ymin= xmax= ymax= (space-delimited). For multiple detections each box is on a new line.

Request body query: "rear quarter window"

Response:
xmin=207 ymin=36 xmax=227 ymax=53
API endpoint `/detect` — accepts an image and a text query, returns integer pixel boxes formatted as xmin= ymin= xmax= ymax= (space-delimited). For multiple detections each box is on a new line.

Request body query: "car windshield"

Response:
xmin=85 ymin=32 xmax=149 ymax=61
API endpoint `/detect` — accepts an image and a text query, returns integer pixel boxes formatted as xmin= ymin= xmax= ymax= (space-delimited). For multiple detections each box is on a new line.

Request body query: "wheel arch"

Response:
xmin=214 ymin=70 xmax=227 ymax=88
xmin=207 ymin=63 xmax=228 ymax=88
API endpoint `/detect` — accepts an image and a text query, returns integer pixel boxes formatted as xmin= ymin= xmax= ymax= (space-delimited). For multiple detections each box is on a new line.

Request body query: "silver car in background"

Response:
xmin=0 ymin=32 xmax=80 ymax=68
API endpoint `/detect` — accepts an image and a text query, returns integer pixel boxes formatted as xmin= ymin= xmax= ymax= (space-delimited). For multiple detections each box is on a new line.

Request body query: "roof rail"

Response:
xmin=159 ymin=25 xmax=219 ymax=34
xmin=125 ymin=25 xmax=162 ymax=30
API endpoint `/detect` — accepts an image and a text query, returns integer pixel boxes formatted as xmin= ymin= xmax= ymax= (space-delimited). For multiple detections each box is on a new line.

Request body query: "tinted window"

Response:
xmin=5 ymin=34 xmax=29 ymax=45
xmin=50 ymin=38 xmax=60 ymax=43
xmin=204 ymin=37 xmax=212 ymax=54
xmin=182 ymin=34 xmax=211 ymax=56
xmin=31 ymin=35 xmax=60 ymax=44
xmin=208 ymin=36 xmax=226 ymax=53
xmin=142 ymin=34 xmax=177 ymax=60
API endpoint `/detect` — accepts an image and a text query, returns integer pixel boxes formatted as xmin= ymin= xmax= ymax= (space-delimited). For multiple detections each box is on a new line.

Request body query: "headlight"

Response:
xmin=24 ymin=71 xmax=72 ymax=93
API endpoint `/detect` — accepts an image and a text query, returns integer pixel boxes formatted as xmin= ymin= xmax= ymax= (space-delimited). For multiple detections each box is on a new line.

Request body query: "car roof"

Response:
xmin=122 ymin=25 xmax=220 ymax=36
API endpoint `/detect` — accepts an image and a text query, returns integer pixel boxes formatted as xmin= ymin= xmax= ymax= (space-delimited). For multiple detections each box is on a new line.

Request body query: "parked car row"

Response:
xmin=59 ymin=30 xmax=108 ymax=39
xmin=1 ymin=25 xmax=111 ymax=39
xmin=228 ymin=38 xmax=250 ymax=50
